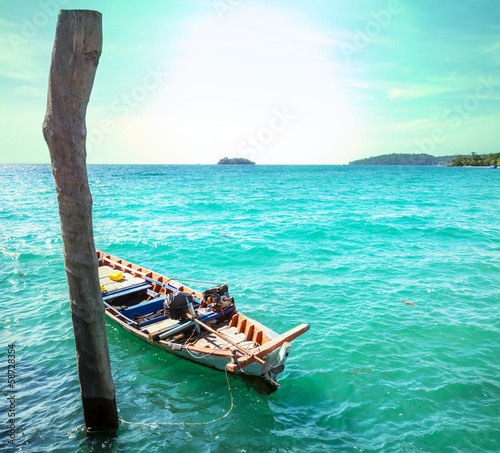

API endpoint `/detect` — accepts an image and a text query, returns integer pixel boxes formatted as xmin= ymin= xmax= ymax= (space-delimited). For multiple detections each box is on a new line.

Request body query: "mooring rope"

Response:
xmin=4 ymin=259 xmax=228 ymax=286
xmin=3 ymin=258 xmax=61 ymax=269
xmin=118 ymin=365 xmax=234 ymax=428
xmin=167 ymin=277 xmax=230 ymax=286
xmin=3 ymin=257 xmax=235 ymax=425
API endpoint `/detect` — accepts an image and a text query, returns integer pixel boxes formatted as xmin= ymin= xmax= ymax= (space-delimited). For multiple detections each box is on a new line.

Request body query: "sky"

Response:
xmin=1 ymin=0 xmax=499 ymax=164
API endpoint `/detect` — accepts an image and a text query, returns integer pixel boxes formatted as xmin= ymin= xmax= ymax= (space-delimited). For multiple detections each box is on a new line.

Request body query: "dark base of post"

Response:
xmin=82 ymin=397 xmax=119 ymax=432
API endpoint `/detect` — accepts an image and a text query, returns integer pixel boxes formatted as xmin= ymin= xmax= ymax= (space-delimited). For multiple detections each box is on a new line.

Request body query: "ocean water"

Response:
xmin=1 ymin=164 xmax=499 ymax=452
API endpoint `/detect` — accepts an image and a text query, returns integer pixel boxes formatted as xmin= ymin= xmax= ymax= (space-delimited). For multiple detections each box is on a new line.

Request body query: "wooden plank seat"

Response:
xmin=102 ymin=282 xmax=152 ymax=302
xmin=99 ymin=264 xmax=147 ymax=293
xmin=145 ymin=317 xmax=179 ymax=335
xmin=194 ymin=329 xmax=250 ymax=349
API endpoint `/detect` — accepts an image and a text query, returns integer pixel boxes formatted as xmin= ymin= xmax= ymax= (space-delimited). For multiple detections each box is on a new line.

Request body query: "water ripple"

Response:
xmin=0 ymin=165 xmax=499 ymax=451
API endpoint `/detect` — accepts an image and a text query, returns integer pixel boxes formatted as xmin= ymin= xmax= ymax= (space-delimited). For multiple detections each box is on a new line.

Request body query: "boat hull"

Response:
xmin=97 ymin=250 xmax=309 ymax=389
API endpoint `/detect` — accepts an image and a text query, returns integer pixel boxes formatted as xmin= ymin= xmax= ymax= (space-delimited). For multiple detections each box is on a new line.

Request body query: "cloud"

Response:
xmin=0 ymin=30 xmax=47 ymax=83
xmin=129 ymin=4 xmax=357 ymax=164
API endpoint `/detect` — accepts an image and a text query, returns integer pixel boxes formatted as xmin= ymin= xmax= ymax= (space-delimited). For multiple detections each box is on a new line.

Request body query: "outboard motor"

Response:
xmin=203 ymin=285 xmax=234 ymax=311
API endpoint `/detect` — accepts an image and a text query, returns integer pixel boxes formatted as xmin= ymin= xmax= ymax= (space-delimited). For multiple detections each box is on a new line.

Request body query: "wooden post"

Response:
xmin=43 ymin=10 xmax=119 ymax=432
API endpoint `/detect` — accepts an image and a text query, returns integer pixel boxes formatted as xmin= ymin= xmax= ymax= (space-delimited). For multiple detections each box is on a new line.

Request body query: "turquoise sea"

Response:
xmin=1 ymin=164 xmax=499 ymax=452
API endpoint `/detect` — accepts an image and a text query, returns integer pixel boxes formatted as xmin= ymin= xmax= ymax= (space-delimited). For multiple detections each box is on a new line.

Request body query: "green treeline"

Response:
xmin=449 ymin=152 xmax=500 ymax=167
xmin=349 ymin=153 xmax=457 ymax=166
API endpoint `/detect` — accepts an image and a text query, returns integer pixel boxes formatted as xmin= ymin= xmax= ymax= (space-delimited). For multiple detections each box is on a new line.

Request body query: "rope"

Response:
xmin=3 ymin=259 xmax=227 ymax=287
xmin=2 ymin=256 xmax=239 ymax=424
xmin=182 ymin=329 xmax=219 ymax=360
xmin=118 ymin=365 xmax=234 ymax=428
xmin=3 ymin=258 xmax=61 ymax=269
xmin=168 ymin=278 xmax=230 ymax=286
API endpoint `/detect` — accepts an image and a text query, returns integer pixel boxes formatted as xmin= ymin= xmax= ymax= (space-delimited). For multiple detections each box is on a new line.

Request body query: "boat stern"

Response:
xmin=263 ymin=341 xmax=292 ymax=384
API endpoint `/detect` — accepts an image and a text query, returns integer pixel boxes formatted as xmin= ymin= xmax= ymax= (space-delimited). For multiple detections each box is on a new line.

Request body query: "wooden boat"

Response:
xmin=97 ymin=250 xmax=310 ymax=389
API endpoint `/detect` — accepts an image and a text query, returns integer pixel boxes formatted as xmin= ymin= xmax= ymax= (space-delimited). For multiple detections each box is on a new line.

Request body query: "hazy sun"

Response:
xmin=117 ymin=4 xmax=357 ymax=164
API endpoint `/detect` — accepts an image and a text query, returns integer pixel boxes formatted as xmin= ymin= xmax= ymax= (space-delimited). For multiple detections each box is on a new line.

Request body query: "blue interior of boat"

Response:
xmin=120 ymin=294 xmax=204 ymax=325
xmin=102 ymin=282 xmax=152 ymax=302
xmin=102 ymin=276 xmax=208 ymax=327
xmin=149 ymin=308 xmax=232 ymax=341
xmin=121 ymin=296 xmax=166 ymax=319
xmin=138 ymin=314 xmax=170 ymax=327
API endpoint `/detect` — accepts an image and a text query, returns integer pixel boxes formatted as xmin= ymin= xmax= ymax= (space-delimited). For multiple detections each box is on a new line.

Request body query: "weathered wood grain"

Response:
xmin=43 ymin=9 xmax=118 ymax=432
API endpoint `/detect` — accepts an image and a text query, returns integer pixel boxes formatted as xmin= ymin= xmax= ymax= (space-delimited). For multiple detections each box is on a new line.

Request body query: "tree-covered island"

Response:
xmin=349 ymin=153 xmax=457 ymax=166
xmin=217 ymin=157 xmax=256 ymax=165
xmin=349 ymin=152 xmax=499 ymax=167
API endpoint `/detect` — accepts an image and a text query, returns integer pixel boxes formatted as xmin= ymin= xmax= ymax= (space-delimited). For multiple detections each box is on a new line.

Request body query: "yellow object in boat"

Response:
xmin=109 ymin=271 xmax=124 ymax=282
xmin=100 ymin=285 xmax=105 ymax=292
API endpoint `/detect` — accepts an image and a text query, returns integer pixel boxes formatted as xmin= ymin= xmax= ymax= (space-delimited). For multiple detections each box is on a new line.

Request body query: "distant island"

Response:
xmin=349 ymin=153 xmax=457 ymax=166
xmin=349 ymin=152 xmax=500 ymax=167
xmin=217 ymin=157 xmax=256 ymax=165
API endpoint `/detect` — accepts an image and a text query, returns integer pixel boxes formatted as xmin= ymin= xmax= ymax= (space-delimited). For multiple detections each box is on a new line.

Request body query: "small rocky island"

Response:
xmin=217 ymin=157 xmax=256 ymax=165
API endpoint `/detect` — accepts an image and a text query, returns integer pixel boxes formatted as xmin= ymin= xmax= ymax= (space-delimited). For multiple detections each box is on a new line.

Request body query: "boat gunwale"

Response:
xmin=97 ymin=249 xmax=310 ymax=386
xmin=97 ymin=250 xmax=279 ymax=342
